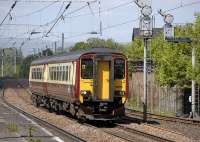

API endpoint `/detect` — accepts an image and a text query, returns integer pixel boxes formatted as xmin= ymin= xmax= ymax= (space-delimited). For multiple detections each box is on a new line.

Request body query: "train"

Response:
xmin=29 ymin=47 xmax=128 ymax=121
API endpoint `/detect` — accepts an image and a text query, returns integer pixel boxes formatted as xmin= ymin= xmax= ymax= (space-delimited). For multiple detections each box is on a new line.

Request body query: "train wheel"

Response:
xmin=69 ymin=104 xmax=77 ymax=118
xmin=48 ymin=107 xmax=53 ymax=113
xmin=48 ymin=101 xmax=54 ymax=113
xmin=77 ymin=109 xmax=86 ymax=123
xmin=33 ymin=97 xmax=39 ymax=107
xmin=55 ymin=105 xmax=61 ymax=115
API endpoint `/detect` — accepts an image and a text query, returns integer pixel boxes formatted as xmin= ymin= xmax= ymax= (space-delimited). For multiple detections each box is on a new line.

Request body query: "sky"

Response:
xmin=0 ymin=0 xmax=199 ymax=55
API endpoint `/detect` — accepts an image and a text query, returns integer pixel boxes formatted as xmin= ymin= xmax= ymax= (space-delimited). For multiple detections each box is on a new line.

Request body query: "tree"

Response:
xmin=151 ymin=34 xmax=191 ymax=87
xmin=150 ymin=13 xmax=200 ymax=87
xmin=70 ymin=38 xmax=122 ymax=51
xmin=121 ymin=13 xmax=200 ymax=87
xmin=42 ymin=48 xmax=53 ymax=56
xmin=70 ymin=42 xmax=89 ymax=51
xmin=19 ymin=55 xmax=38 ymax=78
xmin=0 ymin=48 xmax=23 ymax=78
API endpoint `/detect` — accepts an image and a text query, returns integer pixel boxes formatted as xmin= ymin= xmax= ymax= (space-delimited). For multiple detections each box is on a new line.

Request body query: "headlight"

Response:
xmin=80 ymin=90 xmax=91 ymax=96
xmin=115 ymin=91 xmax=125 ymax=96
xmin=81 ymin=90 xmax=87 ymax=95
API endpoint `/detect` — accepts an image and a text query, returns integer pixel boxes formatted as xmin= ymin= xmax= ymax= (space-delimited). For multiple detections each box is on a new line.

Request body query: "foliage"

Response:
xmin=150 ymin=34 xmax=191 ymax=87
xmin=124 ymin=13 xmax=200 ymax=87
xmin=122 ymin=38 xmax=143 ymax=76
xmin=42 ymin=48 xmax=53 ymax=56
xmin=19 ymin=55 xmax=38 ymax=78
xmin=70 ymin=38 xmax=123 ymax=51
xmin=0 ymin=48 xmax=23 ymax=78
xmin=7 ymin=122 xmax=18 ymax=133
xmin=123 ymin=38 xmax=143 ymax=60
xmin=19 ymin=48 xmax=53 ymax=78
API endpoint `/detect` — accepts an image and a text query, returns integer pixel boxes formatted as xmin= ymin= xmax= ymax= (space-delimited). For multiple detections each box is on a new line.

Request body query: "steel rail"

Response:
xmin=17 ymin=81 xmax=174 ymax=142
xmin=116 ymin=124 xmax=174 ymax=142
xmin=126 ymin=108 xmax=200 ymax=127
xmin=1 ymin=88 xmax=86 ymax=142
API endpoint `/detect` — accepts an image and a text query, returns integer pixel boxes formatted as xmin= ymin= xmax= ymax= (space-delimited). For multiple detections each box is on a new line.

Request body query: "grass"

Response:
xmin=26 ymin=124 xmax=42 ymax=142
xmin=7 ymin=122 xmax=18 ymax=133
xmin=26 ymin=138 xmax=42 ymax=142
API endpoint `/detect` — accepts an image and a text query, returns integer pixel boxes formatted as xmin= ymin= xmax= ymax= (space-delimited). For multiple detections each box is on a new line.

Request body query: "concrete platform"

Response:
xmin=0 ymin=96 xmax=65 ymax=142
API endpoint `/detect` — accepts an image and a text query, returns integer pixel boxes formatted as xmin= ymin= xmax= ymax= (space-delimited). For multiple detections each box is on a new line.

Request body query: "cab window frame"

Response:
xmin=114 ymin=58 xmax=125 ymax=80
xmin=81 ymin=58 xmax=93 ymax=79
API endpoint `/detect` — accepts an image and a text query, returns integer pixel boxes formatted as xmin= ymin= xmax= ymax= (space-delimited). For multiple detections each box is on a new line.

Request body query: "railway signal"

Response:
xmin=158 ymin=10 xmax=197 ymax=118
xmin=158 ymin=9 xmax=175 ymax=40
xmin=135 ymin=0 xmax=153 ymax=122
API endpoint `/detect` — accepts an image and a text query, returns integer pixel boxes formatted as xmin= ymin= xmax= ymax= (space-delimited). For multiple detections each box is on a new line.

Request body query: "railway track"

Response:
xmin=83 ymin=120 xmax=174 ymax=142
xmin=1 ymin=88 xmax=86 ymax=142
xmin=115 ymin=124 xmax=174 ymax=142
xmin=4 ymin=81 xmax=182 ymax=142
xmin=126 ymin=108 xmax=200 ymax=127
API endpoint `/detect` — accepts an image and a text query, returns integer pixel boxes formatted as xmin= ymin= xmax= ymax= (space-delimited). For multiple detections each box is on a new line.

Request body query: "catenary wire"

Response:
xmin=1 ymin=0 xmax=200 ymax=48
xmin=15 ymin=1 xmax=58 ymax=18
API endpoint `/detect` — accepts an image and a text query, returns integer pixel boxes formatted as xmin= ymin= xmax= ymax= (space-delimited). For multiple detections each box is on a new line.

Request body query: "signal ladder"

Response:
xmin=195 ymin=84 xmax=200 ymax=116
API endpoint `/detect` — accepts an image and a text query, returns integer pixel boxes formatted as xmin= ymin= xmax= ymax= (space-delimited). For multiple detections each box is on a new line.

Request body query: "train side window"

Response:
xmin=31 ymin=68 xmax=34 ymax=79
xmin=114 ymin=59 xmax=125 ymax=79
xmin=38 ymin=68 xmax=41 ymax=79
xmin=34 ymin=68 xmax=36 ymax=79
xmin=66 ymin=66 xmax=69 ymax=81
xmin=41 ymin=68 xmax=43 ymax=79
xmin=63 ymin=66 xmax=66 ymax=81
xmin=81 ymin=59 xmax=93 ymax=79
xmin=36 ymin=68 xmax=39 ymax=79
xmin=56 ymin=66 xmax=58 ymax=80
xmin=58 ymin=66 xmax=62 ymax=81
xmin=68 ymin=66 xmax=71 ymax=81
xmin=53 ymin=67 xmax=56 ymax=80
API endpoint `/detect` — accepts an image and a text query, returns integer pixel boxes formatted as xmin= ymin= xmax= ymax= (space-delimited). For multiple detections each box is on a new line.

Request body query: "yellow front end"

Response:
xmin=79 ymin=57 xmax=127 ymax=120
xmin=114 ymin=79 xmax=127 ymax=104
xmin=80 ymin=79 xmax=93 ymax=103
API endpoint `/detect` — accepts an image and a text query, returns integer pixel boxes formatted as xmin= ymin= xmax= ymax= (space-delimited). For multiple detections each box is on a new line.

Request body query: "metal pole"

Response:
xmin=62 ymin=33 xmax=64 ymax=52
xmin=33 ymin=48 xmax=36 ymax=56
xmin=191 ymin=47 xmax=196 ymax=118
xmin=14 ymin=48 xmax=16 ymax=74
xmin=55 ymin=42 xmax=57 ymax=53
xmin=143 ymin=38 xmax=148 ymax=122
xmin=1 ymin=49 xmax=3 ymax=77
xmin=45 ymin=46 xmax=47 ymax=56
xmin=98 ymin=0 xmax=102 ymax=36
xmin=38 ymin=48 xmax=41 ymax=57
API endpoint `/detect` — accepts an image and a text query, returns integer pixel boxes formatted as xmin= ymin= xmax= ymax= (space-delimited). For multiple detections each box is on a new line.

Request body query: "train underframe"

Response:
xmin=31 ymin=93 xmax=125 ymax=121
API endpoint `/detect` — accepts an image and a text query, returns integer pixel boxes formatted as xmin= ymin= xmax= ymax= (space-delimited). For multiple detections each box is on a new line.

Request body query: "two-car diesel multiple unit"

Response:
xmin=29 ymin=48 xmax=128 ymax=121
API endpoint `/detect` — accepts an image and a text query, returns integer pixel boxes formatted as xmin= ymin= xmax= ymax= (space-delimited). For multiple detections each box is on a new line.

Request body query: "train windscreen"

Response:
xmin=114 ymin=59 xmax=125 ymax=79
xmin=81 ymin=59 xmax=93 ymax=79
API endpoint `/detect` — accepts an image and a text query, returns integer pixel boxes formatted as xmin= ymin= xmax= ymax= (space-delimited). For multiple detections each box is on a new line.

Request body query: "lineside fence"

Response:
xmin=126 ymin=60 xmax=184 ymax=116
xmin=127 ymin=72 xmax=183 ymax=116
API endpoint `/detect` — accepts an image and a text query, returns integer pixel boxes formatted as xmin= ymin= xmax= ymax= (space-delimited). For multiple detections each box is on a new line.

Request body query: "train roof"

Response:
xmin=31 ymin=47 xmax=125 ymax=65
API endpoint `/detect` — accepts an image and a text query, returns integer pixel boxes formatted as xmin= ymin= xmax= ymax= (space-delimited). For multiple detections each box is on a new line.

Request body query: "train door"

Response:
xmin=96 ymin=61 xmax=110 ymax=100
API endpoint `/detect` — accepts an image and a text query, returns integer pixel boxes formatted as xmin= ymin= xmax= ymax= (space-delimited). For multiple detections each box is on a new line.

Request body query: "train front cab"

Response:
xmin=79 ymin=53 xmax=128 ymax=120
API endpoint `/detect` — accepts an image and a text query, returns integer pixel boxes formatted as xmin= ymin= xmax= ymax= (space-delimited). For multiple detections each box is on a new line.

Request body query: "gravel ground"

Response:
xmin=118 ymin=122 xmax=192 ymax=142
xmin=149 ymin=119 xmax=200 ymax=141
xmin=4 ymin=81 xmax=125 ymax=142
xmin=5 ymin=79 xmax=198 ymax=142
xmin=126 ymin=111 xmax=200 ymax=141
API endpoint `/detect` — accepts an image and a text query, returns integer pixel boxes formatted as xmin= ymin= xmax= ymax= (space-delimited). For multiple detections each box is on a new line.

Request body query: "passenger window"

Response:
xmin=66 ymin=66 xmax=68 ymax=81
xmin=81 ymin=59 xmax=93 ymax=79
xmin=114 ymin=59 xmax=125 ymax=79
